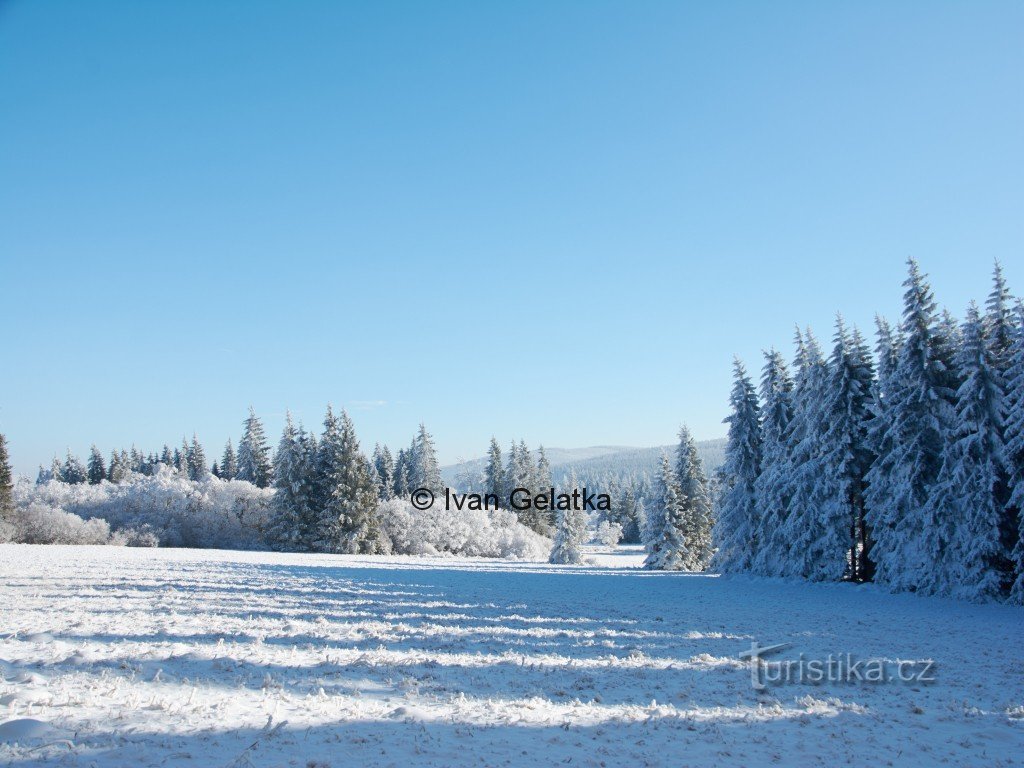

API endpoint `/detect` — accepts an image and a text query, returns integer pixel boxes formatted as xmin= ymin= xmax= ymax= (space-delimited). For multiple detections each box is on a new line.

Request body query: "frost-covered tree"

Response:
xmin=645 ymin=454 xmax=691 ymax=570
xmin=985 ymin=262 xmax=1015 ymax=376
xmin=0 ymin=434 xmax=13 ymax=523
xmin=674 ymin=426 xmax=715 ymax=570
xmin=865 ymin=260 xmax=957 ymax=593
xmin=1007 ymin=305 xmax=1024 ymax=604
xmin=409 ymin=423 xmax=443 ymax=496
xmin=751 ymin=349 xmax=794 ymax=576
xmin=315 ymin=406 xmax=389 ymax=554
xmin=484 ymin=438 xmax=503 ymax=501
xmin=925 ymin=305 xmax=1010 ymax=600
xmin=712 ymin=359 xmax=762 ymax=573
xmin=237 ymin=407 xmax=272 ymax=488
xmin=270 ymin=414 xmax=319 ymax=551
xmin=108 ymin=450 xmax=131 ymax=483
xmin=87 ymin=445 xmax=106 ymax=485
xmin=550 ymin=470 xmax=588 ymax=564
xmin=188 ymin=434 xmax=208 ymax=480
xmin=220 ymin=439 xmax=238 ymax=480
xmin=62 ymin=451 xmax=87 ymax=485
xmin=372 ymin=444 xmax=395 ymax=500
xmin=393 ymin=448 xmax=411 ymax=499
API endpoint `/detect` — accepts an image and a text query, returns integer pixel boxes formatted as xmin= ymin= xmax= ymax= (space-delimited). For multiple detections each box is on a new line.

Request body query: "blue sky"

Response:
xmin=1 ymin=1 xmax=1022 ymax=475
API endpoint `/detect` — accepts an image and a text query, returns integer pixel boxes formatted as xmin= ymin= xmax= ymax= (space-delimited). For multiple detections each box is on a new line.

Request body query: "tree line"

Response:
xmin=715 ymin=260 xmax=1024 ymax=603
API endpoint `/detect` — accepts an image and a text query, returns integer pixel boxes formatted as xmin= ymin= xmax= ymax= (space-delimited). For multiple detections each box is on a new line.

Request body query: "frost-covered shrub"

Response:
xmin=13 ymin=467 xmax=273 ymax=549
xmin=379 ymin=498 xmax=550 ymax=560
xmin=594 ymin=520 xmax=623 ymax=547
xmin=14 ymin=502 xmax=112 ymax=545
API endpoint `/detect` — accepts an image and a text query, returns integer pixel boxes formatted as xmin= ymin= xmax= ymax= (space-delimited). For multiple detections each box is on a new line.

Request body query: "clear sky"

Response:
xmin=1 ymin=1 xmax=1022 ymax=476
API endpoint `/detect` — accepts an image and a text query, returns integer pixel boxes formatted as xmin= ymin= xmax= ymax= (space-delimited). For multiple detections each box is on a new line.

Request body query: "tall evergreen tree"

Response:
xmin=484 ymin=438 xmax=504 ymax=502
xmin=270 ymin=414 xmax=318 ymax=551
xmin=87 ymin=445 xmax=106 ymax=485
xmin=220 ymin=439 xmax=238 ymax=480
xmin=409 ymin=423 xmax=443 ymax=495
xmin=550 ymin=470 xmax=587 ymax=564
xmin=712 ymin=359 xmax=762 ymax=573
xmin=393 ymin=448 xmax=411 ymax=499
xmin=372 ymin=444 xmax=396 ymax=500
xmin=865 ymin=260 xmax=957 ymax=592
xmin=188 ymin=434 xmax=208 ymax=480
xmin=751 ymin=349 xmax=794 ymax=576
xmin=237 ymin=407 xmax=272 ymax=487
xmin=62 ymin=451 xmax=87 ymax=484
xmin=0 ymin=434 xmax=13 ymax=523
xmin=1006 ymin=305 xmax=1024 ymax=604
xmin=645 ymin=453 xmax=692 ymax=570
xmin=315 ymin=407 xmax=389 ymax=554
xmin=674 ymin=425 xmax=715 ymax=570
xmin=926 ymin=304 xmax=1010 ymax=600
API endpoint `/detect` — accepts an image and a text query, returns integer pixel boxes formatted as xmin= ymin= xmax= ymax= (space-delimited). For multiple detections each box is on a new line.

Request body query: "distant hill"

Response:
xmin=441 ymin=439 xmax=727 ymax=490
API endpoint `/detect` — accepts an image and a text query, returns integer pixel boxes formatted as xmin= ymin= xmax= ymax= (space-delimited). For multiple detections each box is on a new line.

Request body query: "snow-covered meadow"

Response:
xmin=1 ymin=544 xmax=1022 ymax=767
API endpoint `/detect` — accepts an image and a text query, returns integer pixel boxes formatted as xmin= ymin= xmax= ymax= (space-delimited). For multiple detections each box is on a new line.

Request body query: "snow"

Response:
xmin=1 ymin=544 xmax=1021 ymax=767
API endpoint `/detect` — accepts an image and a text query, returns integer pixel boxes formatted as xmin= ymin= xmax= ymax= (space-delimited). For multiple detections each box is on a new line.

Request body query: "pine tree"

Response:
xmin=645 ymin=454 xmax=692 ymax=570
xmin=177 ymin=439 xmax=191 ymax=476
xmin=984 ymin=262 xmax=1015 ymax=376
xmin=550 ymin=470 xmax=587 ymax=564
xmin=674 ymin=425 xmax=715 ymax=570
xmin=160 ymin=445 xmax=174 ymax=467
xmin=865 ymin=260 xmax=957 ymax=592
xmin=751 ymin=349 xmax=794 ymax=576
xmin=314 ymin=406 xmax=389 ymax=554
xmin=211 ymin=461 xmax=220 ymax=478
xmin=108 ymin=450 xmax=129 ymax=483
xmin=925 ymin=304 xmax=1010 ymax=600
xmin=87 ymin=445 xmax=106 ymax=485
xmin=535 ymin=446 xmax=555 ymax=532
xmin=49 ymin=456 xmax=64 ymax=483
xmin=237 ymin=407 xmax=272 ymax=487
xmin=712 ymin=359 xmax=762 ymax=573
xmin=220 ymin=439 xmax=238 ymax=480
xmin=409 ymin=423 xmax=443 ymax=495
xmin=484 ymin=438 xmax=504 ymax=503
xmin=189 ymin=434 xmax=209 ymax=480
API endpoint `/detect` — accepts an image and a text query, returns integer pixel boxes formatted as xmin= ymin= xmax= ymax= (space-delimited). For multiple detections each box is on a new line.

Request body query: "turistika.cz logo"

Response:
xmin=409 ymin=487 xmax=612 ymax=512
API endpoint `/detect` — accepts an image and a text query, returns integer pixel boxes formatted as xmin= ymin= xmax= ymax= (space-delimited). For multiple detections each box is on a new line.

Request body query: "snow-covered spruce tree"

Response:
xmin=0 ymin=434 xmax=14 ymax=534
xmin=237 ymin=407 xmax=273 ymax=488
xmin=62 ymin=451 xmax=87 ymax=485
xmin=645 ymin=453 xmax=691 ymax=570
xmin=393 ymin=448 xmax=411 ymax=499
xmin=409 ymin=423 xmax=443 ymax=496
xmin=550 ymin=470 xmax=588 ymax=564
xmin=865 ymin=260 xmax=957 ymax=593
xmin=314 ymin=406 xmax=389 ymax=554
xmin=87 ymin=445 xmax=106 ymax=485
xmin=924 ymin=304 xmax=1010 ymax=600
xmin=1006 ymin=305 xmax=1024 ymax=604
xmin=484 ymin=438 xmax=504 ymax=503
xmin=175 ymin=441 xmax=190 ymax=476
xmin=188 ymin=434 xmax=208 ymax=481
xmin=674 ymin=425 xmax=715 ymax=570
xmin=535 ymin=446 xmax=555 ymax=532
xmin=751 ymin=349 xmax=794 ymax=576
xmin=270 ymin=413 xmax=319 ymax=551
xmin=776 ymin=329 xmax=830 ymax=579
xmin=712 ymin=358 xmax=762 ymax=573
xmin=220 ymin=439 xmax=238 ymax=480
xmin=803 ymin=319 xmax=875 ymax=582
xmin=372 ymin=443 xmax=396 ymax=500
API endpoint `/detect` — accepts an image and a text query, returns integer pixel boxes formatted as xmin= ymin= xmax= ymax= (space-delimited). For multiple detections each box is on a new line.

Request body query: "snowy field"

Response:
xmin=1 ymin=545 xmax=1022 ymax=767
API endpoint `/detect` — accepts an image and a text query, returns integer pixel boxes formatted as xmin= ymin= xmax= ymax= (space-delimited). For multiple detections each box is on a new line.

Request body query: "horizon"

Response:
xmin=2 ymin=2 xmax=1022 ymax=475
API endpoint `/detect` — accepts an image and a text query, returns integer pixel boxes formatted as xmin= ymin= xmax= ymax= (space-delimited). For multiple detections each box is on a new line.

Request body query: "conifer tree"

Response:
xmin=393 ymin=448 xmax=411 ymax=498
xmin=237 ymin=407 xmax=272 ymax=487
xmin=645 ymin=453 xmax=692 ymax=570
xmin=550 ymin=470 xmax=587 ymax=564
xmin=87 ymin=445 xmax=106 ymax=485
xmin=674 ymin=425 xmax=715 ymax=570
xmin=270 ymin=414 xmax=318 ymax=551
xmin=926 ymin=304 xmax=1009 ymax=600
xmin=751 ymin=349 xmax=794 ymax=576
xmin=62 ymin=451 xmax=87 ymax=484
xmin=409 ymin=423 xmax=443 ymax=495
xmin=1006 ymin=305 xmax=1024 ymax=604
xmin=315 ymin=406 xmax=389 ymax=554
xmin=484 ymin=438 xmax=504 ymax=503
xmin=712 ymin=359 xmax=762 ymax=572
xmin=108 ymin=450 xmax=130 ymax=483
xmin=865 ymin=260 xmax=957 ymax=592
xmin=372 ymin=444 xmax=396 ymax=500
xmin=189 ymin=434 xmax=209 ymax=480
xmin=49 ymin=456 xmax=64 ymax=483
xmin=0 ymin=434 xmax=13 ymax=522
xmin=220 ymin=439 xmax=238 ymax=480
